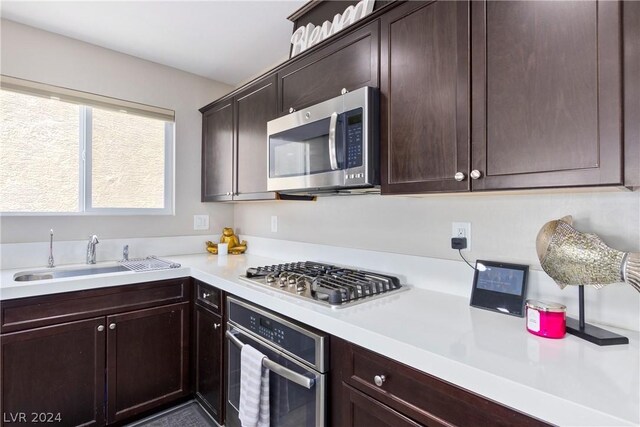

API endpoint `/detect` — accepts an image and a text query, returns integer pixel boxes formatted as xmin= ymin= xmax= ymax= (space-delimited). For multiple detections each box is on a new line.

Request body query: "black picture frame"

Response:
xmin=470 ymin=260 xmax=529 ymax=317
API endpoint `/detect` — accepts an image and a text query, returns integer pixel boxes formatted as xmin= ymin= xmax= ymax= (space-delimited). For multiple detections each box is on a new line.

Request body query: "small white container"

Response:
xmin=218 ymin=243 xmax=228 ymax=255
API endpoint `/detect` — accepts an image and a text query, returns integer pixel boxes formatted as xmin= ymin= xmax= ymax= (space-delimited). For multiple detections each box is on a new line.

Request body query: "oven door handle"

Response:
xmin=328 ymin=112 xmax=339 ymax=170
xmin=226 ymin=330 xmax=315 ymax=389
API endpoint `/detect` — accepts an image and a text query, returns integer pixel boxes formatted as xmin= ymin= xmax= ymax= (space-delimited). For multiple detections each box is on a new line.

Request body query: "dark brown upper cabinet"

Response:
xmin=380 ymin=0 xmax=470 ymax=194
xmin=234 ymin=75 xmax=278 ymax=201
xmin=277 ymin=20 xmax=379 ymax=115
xmin=470 ymin=0 xmax=623 ymax=190
xmin=202 ymin=99 xmax=234 ymax=201
xmin=201 ymin=76 xmax=277 ymax=202
xmin=624 ymin=0 xmax=640 ymax=188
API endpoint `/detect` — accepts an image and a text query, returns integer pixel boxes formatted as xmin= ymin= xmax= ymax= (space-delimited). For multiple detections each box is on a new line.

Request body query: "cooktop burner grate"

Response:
xmin=243 ymin=261 xmax=405 ymax=307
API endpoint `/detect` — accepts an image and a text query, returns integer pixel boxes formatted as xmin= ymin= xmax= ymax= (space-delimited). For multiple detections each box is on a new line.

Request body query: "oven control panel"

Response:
xmin=227 ymin=297 xmax=328 ymax=372
xmin=249 ymin=314 xmax=286 ymax=345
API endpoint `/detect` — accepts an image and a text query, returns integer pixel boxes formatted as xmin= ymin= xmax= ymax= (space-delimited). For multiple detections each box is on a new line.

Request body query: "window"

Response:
xmin=0 ymin=76 xmax=174 ymax=214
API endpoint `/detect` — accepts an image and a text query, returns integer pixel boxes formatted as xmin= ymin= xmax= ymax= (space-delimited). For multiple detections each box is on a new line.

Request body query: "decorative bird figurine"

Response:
xmin=536 ymin=216 xmax=639 ymax=293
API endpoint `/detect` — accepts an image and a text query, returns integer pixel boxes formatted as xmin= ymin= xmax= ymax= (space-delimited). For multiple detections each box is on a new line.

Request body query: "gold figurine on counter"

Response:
xmin=206 ymin=227 xmax=247 ymax=255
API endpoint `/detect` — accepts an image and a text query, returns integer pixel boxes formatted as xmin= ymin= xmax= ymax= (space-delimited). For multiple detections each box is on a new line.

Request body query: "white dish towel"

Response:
xmin=239 ymin=344 xmax=270 ymax=427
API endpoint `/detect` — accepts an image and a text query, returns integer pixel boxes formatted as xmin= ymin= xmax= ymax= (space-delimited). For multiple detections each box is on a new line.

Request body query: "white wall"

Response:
xmin=0 ymin=19 xmax=234 ymax=243
xmin=234 ymin=190 xmax=640 ymax=271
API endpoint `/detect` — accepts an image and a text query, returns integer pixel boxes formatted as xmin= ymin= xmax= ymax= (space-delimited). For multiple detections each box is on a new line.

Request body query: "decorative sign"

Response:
xmin=290 ymin=0 xmax=375 ymax=57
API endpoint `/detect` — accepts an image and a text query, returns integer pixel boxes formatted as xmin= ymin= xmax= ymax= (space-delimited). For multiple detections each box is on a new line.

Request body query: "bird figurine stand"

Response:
xmin=565 ymin=286 xmax=628 ymax=346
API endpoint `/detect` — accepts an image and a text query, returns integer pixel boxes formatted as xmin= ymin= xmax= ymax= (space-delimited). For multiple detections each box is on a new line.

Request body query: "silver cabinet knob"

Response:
xmin=289 ymin=107 xmax=295 ymax=113
xmin=203 ymin=292 xmax=211 ymax=299
xmin=470 ymin=169 xmax=483 ymax=180
xmin=341 ymin=88 xmax=348 ymax=95
xmin=97 ymin=325 xmax=105 ymax=332
xmin=374 ymin=375 xmax=386 ymax=387
xmin=454 ymin=172 xmax=466 ymax=182
xmin=109 ymin=323 xmax=116 ymax=330
xmin=213 ymin=323 xmax=221 ymax=330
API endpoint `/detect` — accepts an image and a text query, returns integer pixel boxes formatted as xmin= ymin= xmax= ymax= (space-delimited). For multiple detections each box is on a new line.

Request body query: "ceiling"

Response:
xmin=0 ymin=1 xmax=307 ymax=86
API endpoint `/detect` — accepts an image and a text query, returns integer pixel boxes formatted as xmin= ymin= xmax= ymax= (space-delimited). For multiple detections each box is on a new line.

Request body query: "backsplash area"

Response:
xmin=234 ymin=190 xmax=640 ymax=269
xmin=234 ymin=190 xmax=640 ymax=330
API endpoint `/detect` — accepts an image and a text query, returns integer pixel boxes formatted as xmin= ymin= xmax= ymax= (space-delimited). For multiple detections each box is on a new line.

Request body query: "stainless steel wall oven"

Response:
xmin=225 ymin=297 xmax=328 ymax=427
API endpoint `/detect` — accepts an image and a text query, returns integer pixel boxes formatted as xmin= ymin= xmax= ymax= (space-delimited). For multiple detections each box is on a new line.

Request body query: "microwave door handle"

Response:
xmin=225 ymin=330 xmax=315 ymax=389
xmin=328 ymin=112 xmax=339 ymax=170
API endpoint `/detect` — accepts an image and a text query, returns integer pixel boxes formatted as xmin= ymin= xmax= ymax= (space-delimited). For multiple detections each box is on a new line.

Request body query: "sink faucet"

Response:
xmin=123 ymin=244 xmax=129 ymax=261
xmin=86 ymin=235 xmax=99 ymax=264
xmin=48 ymin=229 xmax=55 ymax=268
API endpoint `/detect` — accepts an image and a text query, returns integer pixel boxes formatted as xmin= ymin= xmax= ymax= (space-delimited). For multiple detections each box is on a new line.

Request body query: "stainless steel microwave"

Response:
xmin=267 ymin=86 xmax=379 ymax=195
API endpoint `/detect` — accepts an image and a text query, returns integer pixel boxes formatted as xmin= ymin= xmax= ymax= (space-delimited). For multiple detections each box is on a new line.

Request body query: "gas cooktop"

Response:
xmin=240 ymin=261 xmax=406 ymax=308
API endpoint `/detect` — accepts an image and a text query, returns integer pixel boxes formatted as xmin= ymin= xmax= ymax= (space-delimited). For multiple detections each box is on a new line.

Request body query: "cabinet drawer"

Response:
xmin=195 ymin=280 xmax=222 ymax=314
xmin=1 ymin=278 xmax=190 ymax=333
xmin=337 ymin=339 xmax=548 ymax=427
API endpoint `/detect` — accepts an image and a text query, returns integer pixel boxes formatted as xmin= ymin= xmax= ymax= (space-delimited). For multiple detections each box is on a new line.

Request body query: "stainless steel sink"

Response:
xmin=14 ymin=265 xmax=129 ymax=282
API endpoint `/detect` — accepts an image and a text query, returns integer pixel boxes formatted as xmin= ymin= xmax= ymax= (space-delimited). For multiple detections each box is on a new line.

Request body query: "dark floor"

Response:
xmin=125 ymin=401 xmax=217 ymax=427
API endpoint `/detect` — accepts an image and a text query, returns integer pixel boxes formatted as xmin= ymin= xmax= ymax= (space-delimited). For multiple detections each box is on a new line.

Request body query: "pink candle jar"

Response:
xmin=525 ymin=300 xmax=566 ymax=339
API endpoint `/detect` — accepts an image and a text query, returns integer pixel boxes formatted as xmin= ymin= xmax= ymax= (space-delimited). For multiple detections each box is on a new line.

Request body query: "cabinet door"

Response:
xmin=202 ymin=99 xmax=234 ymax=201
xmin=471 ymin=0 xmax=622 ymax=190
xmin=1 ymin=318 xmax=106 ymax=427
xmin=342 ymin=385 xmax=423 ymax=427
xmin=234 ymin=74 xmax=278 ymax=201
xmin=106 ymin=302 xmax=189 ymax=424
xmin=380 ymin=1 xmax=470 ymax=194
xmin=278 ymin=20 xmax=379 ymax=115
xmin=194 ymin=305 xmax=224 ymax=423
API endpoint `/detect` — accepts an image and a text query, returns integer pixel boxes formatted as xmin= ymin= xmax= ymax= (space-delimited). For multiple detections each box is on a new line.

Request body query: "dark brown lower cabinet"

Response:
xmin=331 ymin=337 xmax=549 ymax=427
xmin=1 ymin=317 xmax=106 ymax=427
xmin=106 ymin=302 xmax=190 ymax=424
xmin=0 ymin=279 xmax=191 ymax=427
xmin=194 ymin=304 xmax=224 ymax=423
xmin=343 ymin=385 xmax=423 ymax=427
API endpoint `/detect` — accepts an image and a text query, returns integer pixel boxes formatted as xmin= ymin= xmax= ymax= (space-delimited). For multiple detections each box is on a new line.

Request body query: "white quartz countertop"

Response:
xmin=1 ymin=253 xmax=638 ymax=426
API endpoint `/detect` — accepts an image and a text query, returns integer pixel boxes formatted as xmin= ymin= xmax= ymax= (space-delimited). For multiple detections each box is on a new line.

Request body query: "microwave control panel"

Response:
xmin=345 ymin=108 xmax=363 ymax=169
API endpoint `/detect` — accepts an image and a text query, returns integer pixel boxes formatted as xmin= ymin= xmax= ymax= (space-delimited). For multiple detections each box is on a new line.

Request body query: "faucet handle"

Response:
xmin=48 ymin=229 xmax=55 ymax=268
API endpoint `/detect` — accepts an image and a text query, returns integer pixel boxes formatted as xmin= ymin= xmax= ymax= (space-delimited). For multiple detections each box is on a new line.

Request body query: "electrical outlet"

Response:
xmin=451 ymin=222 xmax=471 ymax=251
xmin=193 ymin=215 xmax=209 ymax=230
xmin=271 ymin=216 xmax=278 ymax=233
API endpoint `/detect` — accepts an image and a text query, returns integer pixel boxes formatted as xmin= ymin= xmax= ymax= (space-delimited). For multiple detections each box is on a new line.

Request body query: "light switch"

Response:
xmin=194 ymin=215 xmax=210 ymax=230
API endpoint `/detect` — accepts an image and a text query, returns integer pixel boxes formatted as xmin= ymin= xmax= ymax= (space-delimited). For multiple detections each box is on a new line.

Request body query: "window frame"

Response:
xmin=0 ymin=76 xmax=175 ymax=216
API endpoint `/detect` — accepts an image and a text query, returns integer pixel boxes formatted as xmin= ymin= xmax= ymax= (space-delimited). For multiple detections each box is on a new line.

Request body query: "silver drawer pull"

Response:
xmin=374 ymin=374 xmax=386 ymax=387
xmin=226 ymin=330 xmax=315 ymax=389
